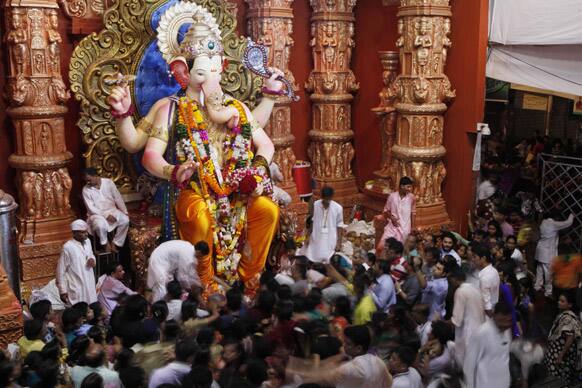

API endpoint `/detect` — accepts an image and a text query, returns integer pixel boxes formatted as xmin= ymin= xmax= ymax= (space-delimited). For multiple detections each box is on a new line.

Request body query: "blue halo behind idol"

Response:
xmin=132 ymin=0 xmax=190 ymax=178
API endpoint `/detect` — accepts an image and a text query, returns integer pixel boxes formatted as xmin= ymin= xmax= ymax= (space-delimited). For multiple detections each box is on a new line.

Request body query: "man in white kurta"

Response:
xmin=450 ymin=270 xmax=485 ymax=366
xmin=56 ymin=220 xmax=97 ymax=306
xmin=82 ymin=168 xmax=129 ymax=252
xmin=377 ymin=177 xmax=416 ymax=254
xmin=534 ymin=212 xmax=574 ymax=296
xmin=299 ymin=186 xmax=345 ymax=263
xmin=147 ymin=240 xmax=204 ymax=302
xmin=463 ymin=303 xmax=513 ymax=388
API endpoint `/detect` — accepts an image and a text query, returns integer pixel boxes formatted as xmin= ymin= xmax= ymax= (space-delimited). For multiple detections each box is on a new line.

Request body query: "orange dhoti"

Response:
xmin=175 ymin=189 xmax=279 ymax=288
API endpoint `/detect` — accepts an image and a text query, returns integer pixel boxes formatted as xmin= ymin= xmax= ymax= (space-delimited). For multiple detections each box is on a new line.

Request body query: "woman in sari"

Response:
xmin=543 ymin=291 xmax=581 ymax=386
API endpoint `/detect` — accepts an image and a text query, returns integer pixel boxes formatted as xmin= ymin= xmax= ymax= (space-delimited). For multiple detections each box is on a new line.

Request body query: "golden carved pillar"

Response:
xmin=4 ymin=0 xmax=74 ymax=288
xmin=306 ymin=0 xmax=359 ymax=204
xmin=0 ymin=262 xmax=23 ymax=348
xmin=246 ymin=0 xmax=300 ymax=200
xmin=392 ymin=0 xmax=455 ymax=229
xmin=362 ymin=51 xmax=399 ymax=216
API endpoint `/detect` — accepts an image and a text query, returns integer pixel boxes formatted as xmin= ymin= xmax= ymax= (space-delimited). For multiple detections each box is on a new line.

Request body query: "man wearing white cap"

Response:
xmin=56 ymin=220 xmax=97 ymax=305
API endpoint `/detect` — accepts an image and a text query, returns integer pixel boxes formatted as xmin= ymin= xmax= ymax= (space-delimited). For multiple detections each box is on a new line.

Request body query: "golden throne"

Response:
xmin=69 ymin=0 xmax=263 ymax=290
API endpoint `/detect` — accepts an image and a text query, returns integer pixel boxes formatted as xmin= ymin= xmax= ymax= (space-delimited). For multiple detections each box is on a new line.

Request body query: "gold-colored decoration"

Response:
xmin=69 ymin=0 xmax=263 ymax=192
xmin=305 ymin=0 xmax=360 ymax=206
xmin=363 ymin=51 xmax=399 ymax=214
xmin=4 ymin=0 xmax=75 ymax=287
xmin=391 ymin=0 xmax=455 ymax=229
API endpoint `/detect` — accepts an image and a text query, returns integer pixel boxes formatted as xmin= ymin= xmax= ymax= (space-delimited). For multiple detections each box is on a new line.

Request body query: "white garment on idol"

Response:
xmin=463 ymin=319 xmax=511 ymax=388
xmin=147 ymin=240 xmax=201 ymax=302
xmin=451 ymin=282 xmax=485 ymax=366
xmin=83 ymin=178 xmax=130 ymax=247
xmin=299 ymin=200 xmax=345 ymax=263
xmin=56 ymin=238 xmax=97 ymax=305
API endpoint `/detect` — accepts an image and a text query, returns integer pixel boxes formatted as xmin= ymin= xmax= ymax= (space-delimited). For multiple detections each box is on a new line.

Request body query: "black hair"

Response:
xmin=276 ymin=284 xmax=292 ymax=301
xmin=333 ymin=296 xmax=352 ymax=323
xmin=163 ymin=319 xmax=181 ymax=341
xmin=123 ymin=295 xmax=148 ymax=321
xmin=41 ymin=338 xmax=61 ymax=362
xmin=196 ymin=327 xmax=215 ymax=348
xmin=305 ymin=288 xmax=322 ymax=311
xmin=430 ymin=320 xmax=454 ymax=345
xmin=366 ymin=252 xmax=377 ymax=266
xmin=440 ymin=256 xmax=458 ymax=273
xmin=412 ymin=303 xmax=430 ymax=319
xmin=183 ymin=365 xmax=213 ymax=388
xmin=505 ymin=235 xmax=517 ymax=243
xmin=87 ymin=325 xmax=104 ymax=344
xmin=343 ymin=325 xmax=371 ymax=352
xmin=293 ymin=256 xmax=309 ymax=279
xmin=89 ymin=302 xmax=103 ymax=325
xmin=399 ymin=176 xmax=413 ymax=186
xmin=82 ymin=345 xmax=106 ymax=369
xmin=474 ymin=229 xmax=487 ymax=238
xmin=82 ymin=167 xmax=98 ymax=176
xmin=312 ymin=336 xmax=342 ymax=360
xmin=119 ymin=366 xmax=146 ymax=388
xmin=67 ymin=335 xmax=91 ymax=366
xmin=106 ymin=262 xmax=122 ymax=276
xmin=378 ymin=259 xmax=391 ymax=275
xmin=256 ymin=291 xmax=276 ymax=315
xmin=180 ymin=299 xmax=198 ymax=322
xmin=560 ymin=290 xmax=578 ymax=313
xmin=387 ymin=239 xmax=404 ymax=255
xmin=72 ymin=302 xmax=89 ymax=318
xmin=175 ymin=337 xmax=199 ymax=362
xmin=194 ymin=240 xmax=210 ymax=256
xmin=24 ymin=319 xmax=44 ymax=340
xmin=226 ymin=288 xmax=243 ymax=312
xmin=487 ymin=220 xmax=503 ymax=239
xmin=275 ymin=300 xmax=294 ymax=321
xmin=29 ymin=300 xmax=52 ymax=321
xmin=394 ymin=346 xmax=416 ymax=367
xmin=166 ymin=280 xmax=183 ymax=300
xmin=0 ymin=356 xmax=14 ymax=388
xmin=449 ymin=268 xmax=466 ymax=282
xmin=494 ymin=300 xmax=513 ymax=315
xmin=245 ymin=358 xmax=268 ymax=386
xmin=425 ymin=247 xmax=441 ymax=260
xmin=442 ymin=232 xmax=457 ymax=247
xmin=151 ymin=300 xmax=169 ymax=323
xmin=472 ymin=244 xmax=492 ymax=263
xmin=34 ymin=358 xmax=59 ymax=388
xmin=321 ymin=186 xmax=334 ymax=198
xmin=80 ymin=372 xmax=104 ymax=388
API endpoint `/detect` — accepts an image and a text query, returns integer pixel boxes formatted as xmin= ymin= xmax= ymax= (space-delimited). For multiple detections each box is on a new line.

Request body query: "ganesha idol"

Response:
xmin=106 ymin=2 xmax=286 ymax=293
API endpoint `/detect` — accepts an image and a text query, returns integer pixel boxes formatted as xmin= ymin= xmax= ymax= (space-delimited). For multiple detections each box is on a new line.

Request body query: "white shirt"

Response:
xmin=416 ymin=321 xmax=432 ymax=346
xmin=56 ymin=238 xmax=97 ymax=305
xmin=83 ymin=178 xmax=128 ymax=231
xmin=451 ymin=282 xmax=485 ymax=364
xmin=149 ymin=361 xmax=191 ymax=388
xmin=300 ymin=200 xmax=344 ymax=263
xmin=477 ymin=179 xmax=495 ymax=200
xmin=441 ymin=248 xmax=462 ymax=267
xmin=315 ymin=353 xmax=392 ymax=388
xmin=392 ymin=367 xmax=423 ymax=388
xmin=166 ymin=299 xmax=182 ymax=321
xmin=97 ymin=275 xmax=136 ymax=315
xmin=463 ymin=319 xmax=511 ymax=388
xmin=147 ymin=240 xmax=201 ymax=302
xmin=535 ymin=214 xmax=574 ymax=264
xmin=478 ymin=264 xmax=500 ymax=311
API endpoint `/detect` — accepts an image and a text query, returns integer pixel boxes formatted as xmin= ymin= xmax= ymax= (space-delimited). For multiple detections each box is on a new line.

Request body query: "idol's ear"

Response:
xmin=169 ymin=56 xmax=189 ymax=90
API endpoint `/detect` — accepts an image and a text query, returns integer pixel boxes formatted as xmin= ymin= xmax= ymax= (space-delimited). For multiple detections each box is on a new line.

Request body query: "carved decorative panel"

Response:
xmin=4 ymin=0 xmax=75 ymax=285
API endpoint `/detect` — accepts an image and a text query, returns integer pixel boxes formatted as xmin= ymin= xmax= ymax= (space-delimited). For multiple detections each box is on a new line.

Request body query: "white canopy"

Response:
xmin=487 ymin=0 xmax=582 ymax=96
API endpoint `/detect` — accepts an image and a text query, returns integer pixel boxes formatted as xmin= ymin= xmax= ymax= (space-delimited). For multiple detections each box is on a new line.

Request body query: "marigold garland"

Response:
xmin=175 ymin=96 xmax=273 ymax=282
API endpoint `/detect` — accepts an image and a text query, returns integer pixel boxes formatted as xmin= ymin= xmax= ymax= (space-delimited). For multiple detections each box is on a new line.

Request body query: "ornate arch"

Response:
xmin=69 ymin=0 xmax=262 ymax=191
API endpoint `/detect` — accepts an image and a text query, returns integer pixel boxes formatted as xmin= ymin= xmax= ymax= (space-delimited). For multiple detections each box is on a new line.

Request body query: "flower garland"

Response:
xmin=175 ymin=96 xmax=273 ymax=282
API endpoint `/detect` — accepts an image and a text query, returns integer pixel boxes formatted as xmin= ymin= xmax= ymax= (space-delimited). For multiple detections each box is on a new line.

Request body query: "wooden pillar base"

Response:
xmin=415 ymin=201 xmax=453 ymax=232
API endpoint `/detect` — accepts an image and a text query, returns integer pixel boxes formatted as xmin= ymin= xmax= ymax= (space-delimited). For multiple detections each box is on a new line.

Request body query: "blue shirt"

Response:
xmin=421 ymin=277 xmax=448 ymax=320
xmin=370 ymin=274 xmax=397 ymax=312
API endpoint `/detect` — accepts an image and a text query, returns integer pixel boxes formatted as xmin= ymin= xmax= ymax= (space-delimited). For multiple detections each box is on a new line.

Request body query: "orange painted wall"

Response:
xmin=443 ymin=0 xmax=489 ymax=234
xmin=0 ymin=0 xmax=487 ymax=234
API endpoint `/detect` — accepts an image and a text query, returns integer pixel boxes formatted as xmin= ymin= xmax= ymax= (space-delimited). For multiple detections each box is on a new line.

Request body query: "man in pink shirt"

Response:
xmin=377 ymin=177 xmax=416 ymax=254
